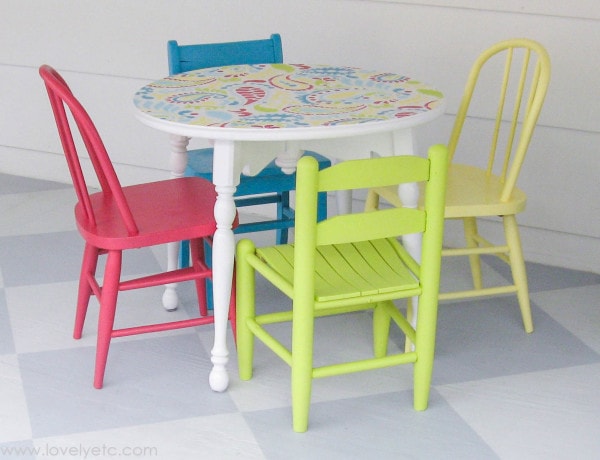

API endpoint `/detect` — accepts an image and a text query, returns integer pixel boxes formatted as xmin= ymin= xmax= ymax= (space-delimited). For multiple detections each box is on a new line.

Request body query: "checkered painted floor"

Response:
xmin=1 ymin=172 xmax=599 ymax=459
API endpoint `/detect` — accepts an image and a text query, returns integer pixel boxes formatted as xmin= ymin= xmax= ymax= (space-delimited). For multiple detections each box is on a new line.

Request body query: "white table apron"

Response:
xmin=133 ymin=64 xmax=445 ymax=391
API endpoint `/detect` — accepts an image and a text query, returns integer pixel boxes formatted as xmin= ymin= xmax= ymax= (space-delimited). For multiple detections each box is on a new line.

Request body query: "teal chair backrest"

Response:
xmin=167 ymin=33 xmax=283 ymax=75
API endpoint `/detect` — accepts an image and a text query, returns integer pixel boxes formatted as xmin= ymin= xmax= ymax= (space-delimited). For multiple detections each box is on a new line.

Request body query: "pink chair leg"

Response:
xmin=74 ymin=244 xmax=100 ymax=339
xmin=93 ymin=250 xmax=122 ymax=389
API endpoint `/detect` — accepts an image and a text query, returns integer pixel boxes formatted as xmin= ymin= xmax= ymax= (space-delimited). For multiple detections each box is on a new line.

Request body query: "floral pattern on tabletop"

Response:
xmin=134 ymin=64 xmax=444 ymax=129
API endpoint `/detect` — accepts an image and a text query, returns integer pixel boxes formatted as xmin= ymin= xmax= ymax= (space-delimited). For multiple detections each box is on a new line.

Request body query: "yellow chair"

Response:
xmin=236 ymin=145 xmax=448 ymax=432
xmin=366 ymin=38 xmax=551 ymax=333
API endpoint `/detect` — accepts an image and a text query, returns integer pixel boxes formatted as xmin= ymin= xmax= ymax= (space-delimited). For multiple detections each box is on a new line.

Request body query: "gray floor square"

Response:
xmin=430 ymin=297 xmax=600 ymax=385
xmin=0 ymin=173 xmax=70 ymax=195
xmin=485 ymin=255 xmax=600 ymax=292
xmin=0 ymin=290 xmax=15 ymax=355
xmin=243 ymin=390 xmax=498 ymax=460
xmin=2 ymin=172 xmax=600 ymax=458
xmin=19 ymin=334 xmax=237 ymax=438
xmin=0 ymin=232 xmax=162 ymax=287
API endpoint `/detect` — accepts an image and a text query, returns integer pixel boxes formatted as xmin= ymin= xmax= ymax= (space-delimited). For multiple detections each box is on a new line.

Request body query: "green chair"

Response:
xmin=236 ymin=145 xmax=449 ymax=432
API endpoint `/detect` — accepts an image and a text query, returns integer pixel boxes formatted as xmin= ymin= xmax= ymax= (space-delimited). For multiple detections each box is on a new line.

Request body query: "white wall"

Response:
xmin=2 ymin=0 xmax=599 ymax=273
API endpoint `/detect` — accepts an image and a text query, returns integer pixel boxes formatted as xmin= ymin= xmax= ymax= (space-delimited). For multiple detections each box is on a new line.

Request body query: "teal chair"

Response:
xmin=169 ymin=34 xmax=331 ymax=275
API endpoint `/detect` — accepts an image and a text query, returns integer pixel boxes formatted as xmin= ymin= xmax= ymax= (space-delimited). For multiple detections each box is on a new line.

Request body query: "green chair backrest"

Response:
xmin=293 ymin=145 xmax=449 ymax=300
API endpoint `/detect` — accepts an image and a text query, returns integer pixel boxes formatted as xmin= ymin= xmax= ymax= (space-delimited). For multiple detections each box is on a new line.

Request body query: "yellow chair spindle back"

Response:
xmin=450 ymin=40 xmax=550 ymax=202
xmin=363 ymin=39 xmax=551 ymax=335
xmin=487 ymin=48 xmax=512 ymax=176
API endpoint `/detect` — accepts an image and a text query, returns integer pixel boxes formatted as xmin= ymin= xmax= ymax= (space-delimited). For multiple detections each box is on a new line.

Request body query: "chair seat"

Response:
xmin=185 ymin=148 xmax=331 ymax=195
xmin=256 ymin=238 xmax=420 ymax=303
xmin=76 ymin=177 xmax=232 ymax=250
xmin=372 ymin=163 xmax=527 ymax=219
xmin=444 ymin=164 xmax=527 ymax=218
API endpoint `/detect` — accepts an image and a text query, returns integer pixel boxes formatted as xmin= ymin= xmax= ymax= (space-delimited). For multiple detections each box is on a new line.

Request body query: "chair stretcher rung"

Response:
xmin=313 ymin=352 xmax=417 ymax=379
xmin=247 ymin=319 xmax=292 ymax=366
xmin=439 ymin=285 xmax=518 ymax=301
xmin=118 ymin=267 xmax=211 ymax=291
xmin=234 ymin=194 xmax=282 ymax=207
xmin=256 ymin=311 xmax=294 ymax=325
xmin=442 ymin=245 xmax=509 ymax=257
xmin=87 ymin=274 xmax=102 ymax=298
xmin=384 ymin=303 xmax=416 ymax=343
xmin=236 ymin=219 xmax=294 ymax=234
xmin=112 ymin=317 xmax=214 ymax=338
xmin=254 ymin=302 xmax=403 ymax=328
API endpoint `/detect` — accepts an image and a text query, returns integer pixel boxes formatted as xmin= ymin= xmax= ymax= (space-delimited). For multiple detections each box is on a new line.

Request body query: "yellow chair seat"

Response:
xmin=256 ymin=238 xmax=420 ymax=303
xmin=372 ymin=163 xmax=527 ymax=219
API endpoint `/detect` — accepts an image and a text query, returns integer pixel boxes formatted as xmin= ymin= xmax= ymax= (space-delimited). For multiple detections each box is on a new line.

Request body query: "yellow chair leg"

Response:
xmin=463 ymin=217 xmax=483 ymax=289
xmin=364 ymin=189 xmax=381 ymax=212
xmin=504 ymin=215 xmax=534 ymax=333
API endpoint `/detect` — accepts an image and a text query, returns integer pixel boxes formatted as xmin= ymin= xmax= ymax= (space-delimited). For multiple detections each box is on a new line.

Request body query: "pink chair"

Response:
xmin=39 ymin=65 xmax=237 ymax=388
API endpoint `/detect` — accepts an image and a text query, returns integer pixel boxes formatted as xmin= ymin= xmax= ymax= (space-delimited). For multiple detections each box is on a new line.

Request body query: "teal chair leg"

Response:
xmin=276 ymin=191 xmax=291 ymax=244
xmin=178 ymin=240 xmax=190 ymax=268
xmin=204 ymin=240 xmax=214 ymax=309
xmin=179 ymin=239 xmax=213 ymax=309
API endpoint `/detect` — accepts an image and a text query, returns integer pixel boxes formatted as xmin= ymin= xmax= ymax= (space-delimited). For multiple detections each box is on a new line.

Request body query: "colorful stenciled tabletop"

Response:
xmin=133 ymin=64 xmax=445 ymax=140
xmin=133 ymin=64 xmax=445 ymax=393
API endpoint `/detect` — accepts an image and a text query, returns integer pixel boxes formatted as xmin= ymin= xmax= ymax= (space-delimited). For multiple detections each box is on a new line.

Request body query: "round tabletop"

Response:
xmin=133 ymin=64 xmax=445 ymax=141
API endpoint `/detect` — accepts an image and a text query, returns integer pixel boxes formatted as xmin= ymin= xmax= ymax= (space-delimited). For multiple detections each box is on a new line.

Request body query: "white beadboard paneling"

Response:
xmin=2 ymin=0 xmax=306 ymax=78
xmin=519 ymin=127 xmax=600 ymax=239
xmin=366 ymin=0 xmax=600 ymax=20
xmin=0 ymin=145 xmax=70 ymax=184
xmin=2 ymin=66 xmax=61 ymax=154
xmin=1 ymin=0 xmax=598 ymax=272
xmin=3 ymin=66 xmax=172 ymax=183
xmin=4 ymin=1 xmax=600 ymax=132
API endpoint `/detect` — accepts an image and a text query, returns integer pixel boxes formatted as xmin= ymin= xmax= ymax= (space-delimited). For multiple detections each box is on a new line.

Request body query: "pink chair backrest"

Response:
xmin=39 ymin=65 xmax=139 ymax=236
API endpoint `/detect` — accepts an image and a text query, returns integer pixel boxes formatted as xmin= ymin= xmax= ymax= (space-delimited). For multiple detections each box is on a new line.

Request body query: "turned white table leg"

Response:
xmin=274 ymin=140 xmax=302 ymax=174
xmin=332 ymin=159 xmax=353 ymax=214
xmin=400 ymin=181 xmax=422 ymax=351
xmin=336 ymin=189 xmax=353 ymax=215
xmin=209 ymin=139 xmax=237 ymax=392
xmin=393 ymin=129 xmax=422 ymax=332
xmin=162 ymin=134 xmax=190 ymax=311
xmin=398 ymin=180 xmax=422 ymax=266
